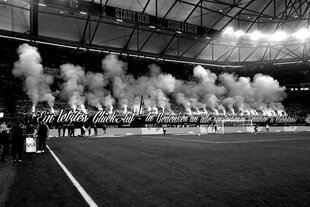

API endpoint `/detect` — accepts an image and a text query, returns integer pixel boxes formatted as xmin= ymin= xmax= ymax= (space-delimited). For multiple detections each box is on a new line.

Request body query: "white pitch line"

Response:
xmin=46 ymin=145 xmax=98 ymax=207
xmin=142 ymin=136 xmax=310 ymax=144
xmin=142 ymin=136 xmax=217 ymax=143
xmin=210 ymin=137 xmax=310 ymax=144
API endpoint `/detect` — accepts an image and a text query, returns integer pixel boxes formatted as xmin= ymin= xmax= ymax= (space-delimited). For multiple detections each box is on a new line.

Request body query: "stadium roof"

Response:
xmin=1 ymin=0 xmax=310 ymax=66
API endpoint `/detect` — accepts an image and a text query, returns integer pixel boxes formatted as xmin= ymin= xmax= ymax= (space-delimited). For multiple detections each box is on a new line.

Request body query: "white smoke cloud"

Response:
xmin=102 ymin=54 xmax=127 ymax=76
xmin=101 ymin=54 xmax=137 ymax=111
xmin=134 ymin=64 xmax=176 ymax=111
xmin=172 ymin=65 xmax=225 ymax=111
xmin=84 ymin=72 xmax=108 ymax=110
xmin=12 ymin=43 xmax=55 ymax=109
xmin=253 ymin=73 xmax=287 ymax=103
xmin=60 ymin=64 xmax=86 ymax=112
xmin=219 ymin=72 xmax=287 ymax=113
xmin=13 ymin=44 xmax=288 ymax=116
xmin=101 ymin=56 xmax=290 ymax=115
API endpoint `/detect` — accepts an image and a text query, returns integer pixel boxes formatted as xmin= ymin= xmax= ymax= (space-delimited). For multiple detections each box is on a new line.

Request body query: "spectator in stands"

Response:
xmin=36 ymin=121 xmax=49 ymax=153
xmin=0 ymin=121 xmax=10 ymax=162
xmin=11 ymin=121 xmax=24 ymax=163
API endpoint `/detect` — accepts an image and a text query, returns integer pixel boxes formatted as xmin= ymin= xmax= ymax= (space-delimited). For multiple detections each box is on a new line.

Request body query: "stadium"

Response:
xmin=0 ymin=0 xmax=310 ymax=206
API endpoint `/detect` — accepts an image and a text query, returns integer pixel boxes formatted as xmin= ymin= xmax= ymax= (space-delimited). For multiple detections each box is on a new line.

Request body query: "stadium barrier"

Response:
xmin=48 ymin=126 xmax=310 ymax=137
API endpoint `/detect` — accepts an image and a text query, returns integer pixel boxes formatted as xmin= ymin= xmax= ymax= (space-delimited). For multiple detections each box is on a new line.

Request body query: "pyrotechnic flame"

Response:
xmin=195 ymin=108 xmax=201 ymax=115
xmin=133 ymin=105 xmax=139 ymax=114
xmin=169 ymin=110 xmax=175 ymax=115
xmin=186 ymin=108 xmax=192 ymax=115
xmin=123 ymin=105 xmax=128 ymax=114
xmin=230 ymin=109 xmax=235 ymax=115
xmin=214 ymin=109 xmax=219 ymax=115
xmin=80 ymin=104 xmax=87 ymax=114
xmin=244 ymin=109 xmax=250 ymax=116
xmin=152 ymin=107 xmax=158 ymax=114
xmin=108 ymin=105 xmax=113 ymax=114
xmin=253 ymin=109 xmax=258 ymax=116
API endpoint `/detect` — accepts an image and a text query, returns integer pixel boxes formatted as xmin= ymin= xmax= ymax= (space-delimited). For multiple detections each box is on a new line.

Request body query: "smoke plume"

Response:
xmin=98 ymin=55 xmax=287 ymax=115
xmin=60 ymin=64 xmax=86 ymax=112
xmin=12 ymin=43 xmax=55 ymax=110
xmin=13 ymin=44 xmax=287 ymax=116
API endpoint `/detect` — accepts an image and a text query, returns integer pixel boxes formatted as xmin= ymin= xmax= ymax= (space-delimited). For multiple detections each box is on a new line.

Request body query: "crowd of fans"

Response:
xmin=0 ymin=38 xmax=309 ymax=121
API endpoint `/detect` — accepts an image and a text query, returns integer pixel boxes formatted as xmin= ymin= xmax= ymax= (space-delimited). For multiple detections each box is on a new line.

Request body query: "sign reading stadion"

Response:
xmin=36 ymin=110 xmax=298 ymax=126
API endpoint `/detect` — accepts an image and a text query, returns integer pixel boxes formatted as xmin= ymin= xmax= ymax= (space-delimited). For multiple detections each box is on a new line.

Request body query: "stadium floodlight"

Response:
xmin=89 ymin=48 xmax=102 ymax=53
xmin=0 ymin=34 xmax=30 ymax=42
xmin=273 ymin=60 xmax=302 ymax=65
xmin=110 ymin=51 xmax=120 ymax=55
xmin=35 ymin=41 xmax=77 ymax=49
xmin=268 ymin=31 xmax=288 ymax=41
xmin=223 ymin=27 xmax=234 ymax=36
xmin=128 ymin=54 xmax=138 ymax=57
xmin=234 ymin=30 xmax=245 ymax=38
xmin=250 ymin=31 xmax=265 ymax=41
xmin=293 ymin=28 xmax=310 ymax=40
xmin=144 ymin=56 xmax=156 ymax=60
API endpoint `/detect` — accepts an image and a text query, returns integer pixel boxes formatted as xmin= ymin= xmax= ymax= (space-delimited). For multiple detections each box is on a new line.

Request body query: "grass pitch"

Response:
xmin=3 ymin=132 xmax=310 ymax=207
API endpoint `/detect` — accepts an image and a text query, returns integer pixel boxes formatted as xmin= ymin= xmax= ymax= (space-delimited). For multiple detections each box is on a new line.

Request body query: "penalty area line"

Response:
xmin=46 ymin=145 xmax=98 ymax=207
xmin=141 ymin=136 xmax=310 ymax=144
